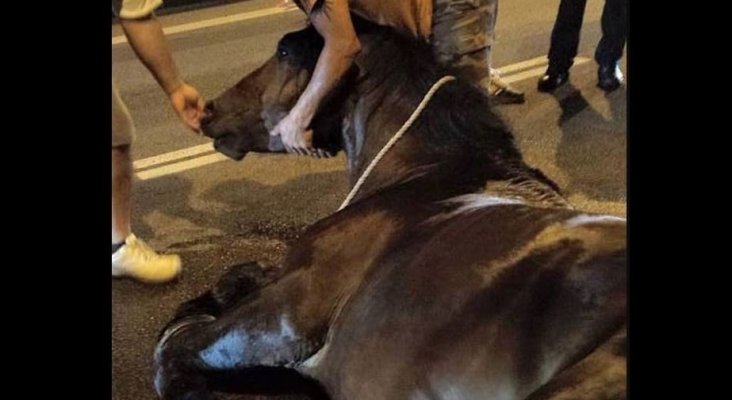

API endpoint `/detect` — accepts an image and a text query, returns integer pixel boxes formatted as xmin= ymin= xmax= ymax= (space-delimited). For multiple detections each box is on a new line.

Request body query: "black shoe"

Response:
xmin=537 ymin=70 xmax=569 ymax=92
xmin=597 ymin=64 xmax=624 ymax=92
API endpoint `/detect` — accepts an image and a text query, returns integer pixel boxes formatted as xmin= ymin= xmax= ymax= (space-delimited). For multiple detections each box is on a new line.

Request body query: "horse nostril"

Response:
xmin=201 ymin=101 xmax=216 ymax=126
xmin=205 ymin=101 xmax=215 ymax=115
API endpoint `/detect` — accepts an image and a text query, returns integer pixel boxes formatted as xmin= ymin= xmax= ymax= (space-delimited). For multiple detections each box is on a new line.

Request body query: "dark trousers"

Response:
xmin=547 ymin=0 xmax=627 ymax=74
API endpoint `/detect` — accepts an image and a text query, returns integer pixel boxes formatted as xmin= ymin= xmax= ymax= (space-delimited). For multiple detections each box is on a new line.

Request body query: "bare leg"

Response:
xmin=112 ymin=145 xmax=133 ymax=244
xmin=111 ymin=79 xmax=181 ymax=282
xmin=112 ymin=79 xmax=136 ymax=244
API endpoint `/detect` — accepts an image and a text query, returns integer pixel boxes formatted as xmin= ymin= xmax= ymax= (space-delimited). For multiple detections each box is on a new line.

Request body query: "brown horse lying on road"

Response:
xmin=154 ymin=18 xmax=627 ymax=400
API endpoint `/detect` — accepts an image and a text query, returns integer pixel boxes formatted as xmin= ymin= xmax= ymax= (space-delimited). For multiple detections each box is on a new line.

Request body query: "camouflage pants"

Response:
xmin=432 ymin=0 xmax=498 ymax=84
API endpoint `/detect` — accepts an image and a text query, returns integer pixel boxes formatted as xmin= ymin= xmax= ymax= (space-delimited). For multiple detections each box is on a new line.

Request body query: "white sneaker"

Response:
xmin=112 ymin=234 xmax=181 ymax=283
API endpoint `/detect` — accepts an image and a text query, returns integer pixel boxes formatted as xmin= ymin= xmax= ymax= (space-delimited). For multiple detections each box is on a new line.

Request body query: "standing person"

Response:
xmin=537 ymin=0 xmax=628 ymax=93
xmin=112 ymin=0 xmax=205 ymax=283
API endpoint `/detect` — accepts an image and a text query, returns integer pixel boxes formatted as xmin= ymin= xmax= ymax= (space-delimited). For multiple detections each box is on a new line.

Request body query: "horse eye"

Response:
xmin=279 ymin=49 xmax=288 ymax=57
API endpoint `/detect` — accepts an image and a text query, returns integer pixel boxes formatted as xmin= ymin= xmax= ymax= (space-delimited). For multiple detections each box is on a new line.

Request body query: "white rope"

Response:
xmin=338 ymin=75 xmax=456 ymax=211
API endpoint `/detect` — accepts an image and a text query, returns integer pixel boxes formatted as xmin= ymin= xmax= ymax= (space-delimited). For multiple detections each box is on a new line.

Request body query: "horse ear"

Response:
xmin=307 ymin=0 xmax=326 ymax=14
xmin=295 ymin=0 xmax=322 ymax=14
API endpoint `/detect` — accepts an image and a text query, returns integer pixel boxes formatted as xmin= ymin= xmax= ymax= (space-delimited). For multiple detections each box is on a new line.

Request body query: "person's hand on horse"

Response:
xmin=270 ymin=110 xmax=333 ymax=158
xmin=169 ymin=82 xmax=205 ymax=133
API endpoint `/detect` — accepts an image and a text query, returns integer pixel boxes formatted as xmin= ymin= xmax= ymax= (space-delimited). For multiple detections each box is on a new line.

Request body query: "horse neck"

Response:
xmin=339 ymin=78 xmax=445 ymax=203
xmin=341 ymin=94 xmax=574 ymax=209
xmin=338 ymin=31 xmax=570 ymax=209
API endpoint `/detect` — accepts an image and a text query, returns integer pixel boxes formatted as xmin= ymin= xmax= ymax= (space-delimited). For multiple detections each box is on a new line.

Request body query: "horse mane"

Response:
xmin=346 ymin=17 xmax=562 ymax=193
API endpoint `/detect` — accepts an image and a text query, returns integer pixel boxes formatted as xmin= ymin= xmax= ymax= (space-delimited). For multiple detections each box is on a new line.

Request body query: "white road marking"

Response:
xmin=136 ymin=152 xmax=229 ymax=181
xmin=503 ymin=57 xmax=591 ymax=84
xmin=497 ymin=56 xmax=550 ymax=74
xmin=134 ymin=143 xmax=213 ymax=170
xmin=112 ymin=6 xmax=299 ymax=45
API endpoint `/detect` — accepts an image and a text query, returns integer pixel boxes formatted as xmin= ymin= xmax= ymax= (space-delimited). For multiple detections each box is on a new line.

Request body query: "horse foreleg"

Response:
xmin=210 ymin=261 xmax=285 ymax=309
xmin=159 ymin=261 xmax=285 ymax=340
xmin=154 ymin=271 xmax=328 ymax=400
